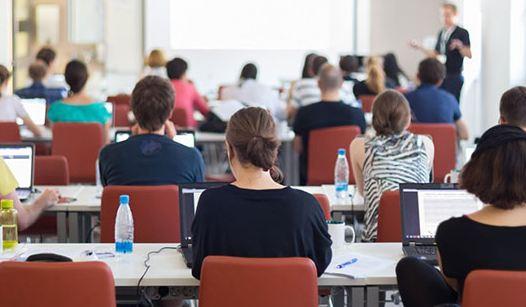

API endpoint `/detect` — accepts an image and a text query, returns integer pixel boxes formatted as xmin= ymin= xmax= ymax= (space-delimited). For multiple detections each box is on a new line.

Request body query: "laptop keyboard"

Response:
xmin=415 ymin=246 xmax=437 ymax=256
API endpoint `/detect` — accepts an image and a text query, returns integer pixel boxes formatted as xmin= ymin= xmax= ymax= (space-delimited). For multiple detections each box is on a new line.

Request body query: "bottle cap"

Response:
xmin=338 ymin=148 xmax=346 ymax=156
xmin=119 ymin=195 xmax=129 ymax=205
xmin=1 ymin=199 xmax=14 ymax=209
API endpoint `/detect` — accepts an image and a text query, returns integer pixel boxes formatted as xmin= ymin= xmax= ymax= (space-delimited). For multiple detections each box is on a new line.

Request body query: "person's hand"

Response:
xmin=449 ymin=39 xmax=464 ymax=50
xmin=409 ymin=39 xmax=422 ymax=50
xmin=165 ymin=120 xmax=177 ymax=139
xmin=36 ymin=189 xmax=60 ymax=209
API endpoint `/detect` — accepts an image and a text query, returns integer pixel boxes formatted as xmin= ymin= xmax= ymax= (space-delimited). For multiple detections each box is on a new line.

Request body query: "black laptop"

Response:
xmin=179 ymin=182 xmax=227 ymax=268
xmin=400 ymin=183 xmax=482 ymax=265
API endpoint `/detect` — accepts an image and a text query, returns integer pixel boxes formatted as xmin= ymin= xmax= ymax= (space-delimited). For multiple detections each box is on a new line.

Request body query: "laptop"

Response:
xmin=114 ymin=129 xmax=196 ymax=148
xmin=179 ymin=182 xmax=227 ymax=268
xmin=16 ymin=98 xmax=46 ymax=126
xmin=114 ymin=130 xmax=132 ymax=143
xmin=400 ymin=183 xmax=483 ymax=265
xmin=0 ymin=144 xmax=35 ymax=200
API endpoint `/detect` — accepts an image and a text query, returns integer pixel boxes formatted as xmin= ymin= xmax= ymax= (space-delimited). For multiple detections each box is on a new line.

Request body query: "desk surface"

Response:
xmin=6 ymin=243 xmax=401 ymax=287
xmin=39 ymin=185 xmax=364 ymax=213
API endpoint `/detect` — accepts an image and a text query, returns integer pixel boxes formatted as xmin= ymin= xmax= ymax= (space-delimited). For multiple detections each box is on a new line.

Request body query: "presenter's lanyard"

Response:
xmin=439 ymin=26 xmax=456 ymax=54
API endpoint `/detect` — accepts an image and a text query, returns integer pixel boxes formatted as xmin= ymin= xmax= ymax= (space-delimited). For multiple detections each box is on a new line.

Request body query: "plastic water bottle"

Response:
xmin=115 ymin=195 xmax=134 ymax=254
xmin=334 ymin=148 xmax=350 ymax=203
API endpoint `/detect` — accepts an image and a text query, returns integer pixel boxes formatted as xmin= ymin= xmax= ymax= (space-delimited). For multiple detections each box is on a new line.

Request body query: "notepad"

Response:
xmin=325 ymin=253 xmax=394 ymax=278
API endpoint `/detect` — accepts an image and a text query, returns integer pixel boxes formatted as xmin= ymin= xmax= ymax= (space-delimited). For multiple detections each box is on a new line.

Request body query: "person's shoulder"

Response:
xmin=437 ymin=216 xmax=470 ymax=240
xmin=437 ymin=89 xmax=458 ymax=103
xmin=198 ymin=185 xmax=232 ymax=207
xmin=456 ymin=26 xmax=469 ymax=35
xmin=100 ymin=139 xmax=127 ymax=159
xmin=287 ymin=187 xmax=319 ymax=207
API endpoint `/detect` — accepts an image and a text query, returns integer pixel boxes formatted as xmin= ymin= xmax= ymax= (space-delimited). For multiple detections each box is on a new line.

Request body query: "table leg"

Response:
xmin=366 ymin=286 xmax=380 ymax=307
xmin=56 ymin=212 xmax=68 ymax=243
xmin=68 ymin=212 xmax=81 ymax=243
xmin=350 ymin=287 xmax=365 ymax=307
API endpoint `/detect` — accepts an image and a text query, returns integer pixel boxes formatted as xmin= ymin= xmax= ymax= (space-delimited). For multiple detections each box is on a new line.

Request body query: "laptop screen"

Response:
xmin=114 ymin=130 xmax=132 ymax=143
xmin=16 ymin=99 xmax=46 ymax=126
xmin=173 ymin=130 xmax=196 ymax=148
xmin=179 ymin=182 xmax=227 ymax=246
xmin=0 ymin=145 xmax=34 ymax=189
xmin=400 ymin=183 xmax=483 ymax=244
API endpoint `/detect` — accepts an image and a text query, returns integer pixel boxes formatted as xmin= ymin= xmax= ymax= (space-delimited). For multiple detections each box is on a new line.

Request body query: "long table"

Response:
xmin=5 ymin=242 xmax=402 ymax=307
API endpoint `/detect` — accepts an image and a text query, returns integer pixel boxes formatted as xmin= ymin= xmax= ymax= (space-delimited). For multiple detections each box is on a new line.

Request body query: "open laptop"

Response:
xmin=113 ymin=129 xmax=196 ymax=148
xmin=400 ymin=183 xmax=483 ymax=265
xmin=16 ymin=98 xmax=46 ymax=126
xmin=0 ymin=144 xmax=35 ymax=200
xmin=179 ymin=182 xmax=227 ymax=268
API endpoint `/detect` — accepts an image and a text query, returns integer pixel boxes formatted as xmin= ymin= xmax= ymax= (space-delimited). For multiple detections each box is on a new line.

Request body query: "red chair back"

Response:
xmin=107 ymin=94 xmax=131 ymax=106
xmin=113 ymin=104 xmax=130 ymax=127
xmin=100 ymin=185 xmax=180 ymax=243
xmin=308 ymin=125 xmax=361 ymax=185
xmin=463 ymin=270 xmax=526 ymax=307
xmin=377 ymin=190 xmax=401 ymax=242
xmin=199 ymin=256 xmax=318 ymax=307
xmin=313 ymin=193 xmax=331 ymax=220
xmin=408 ymin=123 xmax=457 ymax=182
xmin=0 ymin=261 xmax=116 ymax=307
xmin=51 ymin=123 xmax=104 ymax=184
xmin=0 ymin=122 xmax=21 ymax=143
xmin=360 ymin=95 xmax=376 ymax=113
xmin=171 ymin=107 xmax=189 ymax=127
xmin=34 ymin=156 xmax=70 ymax=185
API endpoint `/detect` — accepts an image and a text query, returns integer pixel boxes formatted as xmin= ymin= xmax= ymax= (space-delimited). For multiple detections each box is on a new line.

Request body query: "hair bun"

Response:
xmin=246 ymin=136 xmax=275 ymax=171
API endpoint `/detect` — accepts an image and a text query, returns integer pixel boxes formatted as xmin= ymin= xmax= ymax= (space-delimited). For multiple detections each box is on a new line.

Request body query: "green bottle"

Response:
xmin=0 ymin=199 xmax=18 ymax=250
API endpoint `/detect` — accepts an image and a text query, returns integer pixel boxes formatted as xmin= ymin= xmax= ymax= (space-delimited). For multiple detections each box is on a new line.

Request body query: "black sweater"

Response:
xmin=191 ymin=184 xmax=332 ymax=279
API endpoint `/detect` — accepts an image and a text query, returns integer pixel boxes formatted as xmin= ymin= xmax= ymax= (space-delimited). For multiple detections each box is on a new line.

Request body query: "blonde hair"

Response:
xmin=365 ymin=56 xmax=386 ymax=95
xmin=146 ymin=49 xmax=166 ymax=68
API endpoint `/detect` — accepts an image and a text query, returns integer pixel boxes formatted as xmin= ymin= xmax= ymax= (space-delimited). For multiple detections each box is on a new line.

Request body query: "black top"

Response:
xmin=191 ymin=184 xmax=332 ymax=279
xmin=99 ymin=134 xmax=205 ymax=186
xmin=436 ymin=216 xmax=526 ymax=294
xmin=434 ymin=26 xmax=470 ymax=75
xmin=353 ymin=80 xmax=396 ymax=98
xmin=293 ymin=101 xmax=366 ymax=185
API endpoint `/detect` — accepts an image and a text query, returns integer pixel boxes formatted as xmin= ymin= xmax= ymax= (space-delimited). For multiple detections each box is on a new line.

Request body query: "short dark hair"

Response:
xmin=36 ymin=47 xmax=57 ymax=66
xmin=131 ymin=76 xmax=175 ymax=131
xmin=461 ymin=140 xmax=526 ymax=210
xmin=65 ymin=60 xmax=89 ymax=94
xmin=240 ymin=63 xmax=258 ymax=80
xmin=28 ymin=62 xmax=47 ymax=82
xmin=442 ymin=3 xmax=458 ymax=13
xmin=318 ymin=64 xmax=342 ymax=91
xmin=372 ymin=90 xmax=411 ymax=136
xmin=166 ymin=58 xmax=188 ymax=80
xmin=339 ymin=55 xmax=359 ymax=73
xmin=418 ymin=58 xmax=446 ymax=85
xmin=312 ymin=56 xmax=329 ymax=76
xmin=301 ymin=53 xmax=318 ymax=78
xmin=0 ymin=64 xmax=11 ymax=85
xmin=500 ymin=86 xmax=526 ymax=128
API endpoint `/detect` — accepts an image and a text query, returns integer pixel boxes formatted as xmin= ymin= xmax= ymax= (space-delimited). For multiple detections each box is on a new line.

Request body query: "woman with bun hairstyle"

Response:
xmin=191 ymin=107 xmax=332 ymax=279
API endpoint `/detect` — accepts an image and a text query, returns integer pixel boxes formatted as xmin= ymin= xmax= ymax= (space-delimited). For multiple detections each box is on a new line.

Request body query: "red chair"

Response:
xmin=313 ymin=193 xmax=331 ymax=220
xmin=100 ymin=185 xmax=180 ymax=243
xmin=0 ymin=122 xmax=21 ymax=143
xmin=107 ymin=94 xmax=131 ymax=106
xmin=199 ymin=256 xmax=318 ymax=307
xmin=0 ymin=261 xmax=116 ymax=307
xmin=51 ymin=123 xmax=104 ymax=184
xmin=408 ymin=123 xmax=457 ymax=182
xmin=359 ymin=95 xmax=376 ymax=113
xmin=171 ymin=107 xmax=189 ymax=127
xmin=463 ymin=270 xmax=526 ymax=307
xmin=307 ymin=125 xmax=361 ymax=185
xmin=113 ymin=104 xmax=130 ymax=127
xmin=377 ymin=190 xmax=401 ymax=242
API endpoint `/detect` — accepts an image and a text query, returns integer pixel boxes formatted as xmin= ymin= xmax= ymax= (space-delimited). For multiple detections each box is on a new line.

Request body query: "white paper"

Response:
xmin=325 ymin=253 xmax=394 ymax=278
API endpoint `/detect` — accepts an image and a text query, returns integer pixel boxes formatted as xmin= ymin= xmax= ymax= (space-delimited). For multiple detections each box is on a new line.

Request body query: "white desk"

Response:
xmin=8 ymin=242 xmax=401 ymax=306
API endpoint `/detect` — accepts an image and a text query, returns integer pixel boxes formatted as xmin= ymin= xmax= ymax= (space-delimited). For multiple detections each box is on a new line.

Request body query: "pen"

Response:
xmin=336 ymin=258 xmax=358 ymax=269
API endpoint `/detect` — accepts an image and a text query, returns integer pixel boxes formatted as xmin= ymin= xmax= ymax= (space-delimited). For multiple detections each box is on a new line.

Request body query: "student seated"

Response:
xmin=141 ymin=49 xmax=167 ymax=79
xmin=499 ymin=86 xmax=526 ymax=131
xmin=0 ymin=157 xmax=59 ymax=230
xmin=396 ymin=124 xmax=526 ymax=307
xmin=338 ymin=55 xmax=360 ymax=104
xmin=405 ymin=58 xmax=469 ymax=140
xmin=36 ymin=46 xmax=68 ymax=90
xmin=290 ymin=55 xmax=328 ymax=108
xmin=99 ymin=76 xmax=205 ymax=186
xmin=15 ymin=62 xmax=67 ymax=104
xmin=221 ymin=63 xmax=287 ymax=120
xmin=47 ymin=60 xmax=111 ymax=143
xmin=350 ymin=90 xmax=433 ymax=242
xmin=165 ymin=57 xmax=209 ymax=128
xmin=353 ymin=56 xmax=394 ymax=98
xmin=0 ymin=65 xmax=42 ymax=137
xmin=383 ymin=53 xmax=410 ymax=89
xmin=293 ymin=64 xmax=366 ymax=185
xmin=191 ymin=107 xmax=332 ymax=279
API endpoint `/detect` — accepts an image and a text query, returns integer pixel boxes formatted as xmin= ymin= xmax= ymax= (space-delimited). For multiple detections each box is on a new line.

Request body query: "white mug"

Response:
xmin=444 ymin=169 xmax=460 ymax=184
xmin=327 ymin=221 xmax=355 ymax=248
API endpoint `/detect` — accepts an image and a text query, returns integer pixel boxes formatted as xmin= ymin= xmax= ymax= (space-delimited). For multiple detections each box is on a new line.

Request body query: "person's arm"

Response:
xmin=350 ymin=138 xmax=366 ymax=196
xmin=3 ymin=189 xmax=59 ymax=231
xmin=194 ymin=150 xmax=206 ymax=182
xmin=192 ymin=86 xmax=209 ymax=116
xmin=450 ymin=39 xmax=472 ymax=59
xmin=455 ymin=119 xmax=469 ymax=140
xmin=409 ymin=40 xmax=439 ymax=58
xmin=191 ymin=191 xmax=213 ymax=279
xmin=422 ymin=135 xmax=435 ymax=171
xmin=21 ymin=116 xmax=42 ymax=137
xmin=308 ymin=196 xmax=333 ymax=277
xmin=103 ymin=122 xmax=111 ymax=144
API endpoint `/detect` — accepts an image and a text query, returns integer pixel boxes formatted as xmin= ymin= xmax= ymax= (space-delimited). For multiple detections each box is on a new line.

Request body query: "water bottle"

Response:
xmin=334 ymin=148 xmax=350 ymax=203
xmin=0 ymin=199 xmax=18 ymax=251
xmin=115 ymin=195 xmax=134 ymax=254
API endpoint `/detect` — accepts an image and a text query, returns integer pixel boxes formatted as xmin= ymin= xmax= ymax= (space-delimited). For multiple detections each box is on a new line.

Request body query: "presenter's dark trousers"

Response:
xmin=396 ymin=257 xmax=458 ymax=307
xmin=441 ymin=73 xmax=464 ymax=103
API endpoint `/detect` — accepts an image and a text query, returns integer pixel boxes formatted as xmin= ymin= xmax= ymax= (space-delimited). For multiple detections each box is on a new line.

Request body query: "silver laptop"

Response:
xmin=16 ymin=98 xmax=47 ymax=126
xmin=0 ymin=144 xmax=35 ymax=200
xmin=400 ymin=183 xmax=483 ymax=264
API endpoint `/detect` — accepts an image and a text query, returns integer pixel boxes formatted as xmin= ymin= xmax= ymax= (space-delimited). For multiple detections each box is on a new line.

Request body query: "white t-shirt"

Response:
xmin=0 ymin=95 xmax=29 ymax=122
xmin=292 ymin=78 xmax=321 ymax=107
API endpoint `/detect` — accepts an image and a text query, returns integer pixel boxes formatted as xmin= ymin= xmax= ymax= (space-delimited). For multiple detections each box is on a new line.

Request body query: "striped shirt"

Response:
xmin=292 ymin=78 xmax=321 ymax=107
xmin=362 ymin=132 xmax=431 ymax=242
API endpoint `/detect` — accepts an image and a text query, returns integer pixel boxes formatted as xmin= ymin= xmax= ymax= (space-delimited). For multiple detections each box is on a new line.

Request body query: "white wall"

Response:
xmin=0 ymin=0 xmax=13 ymax=71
